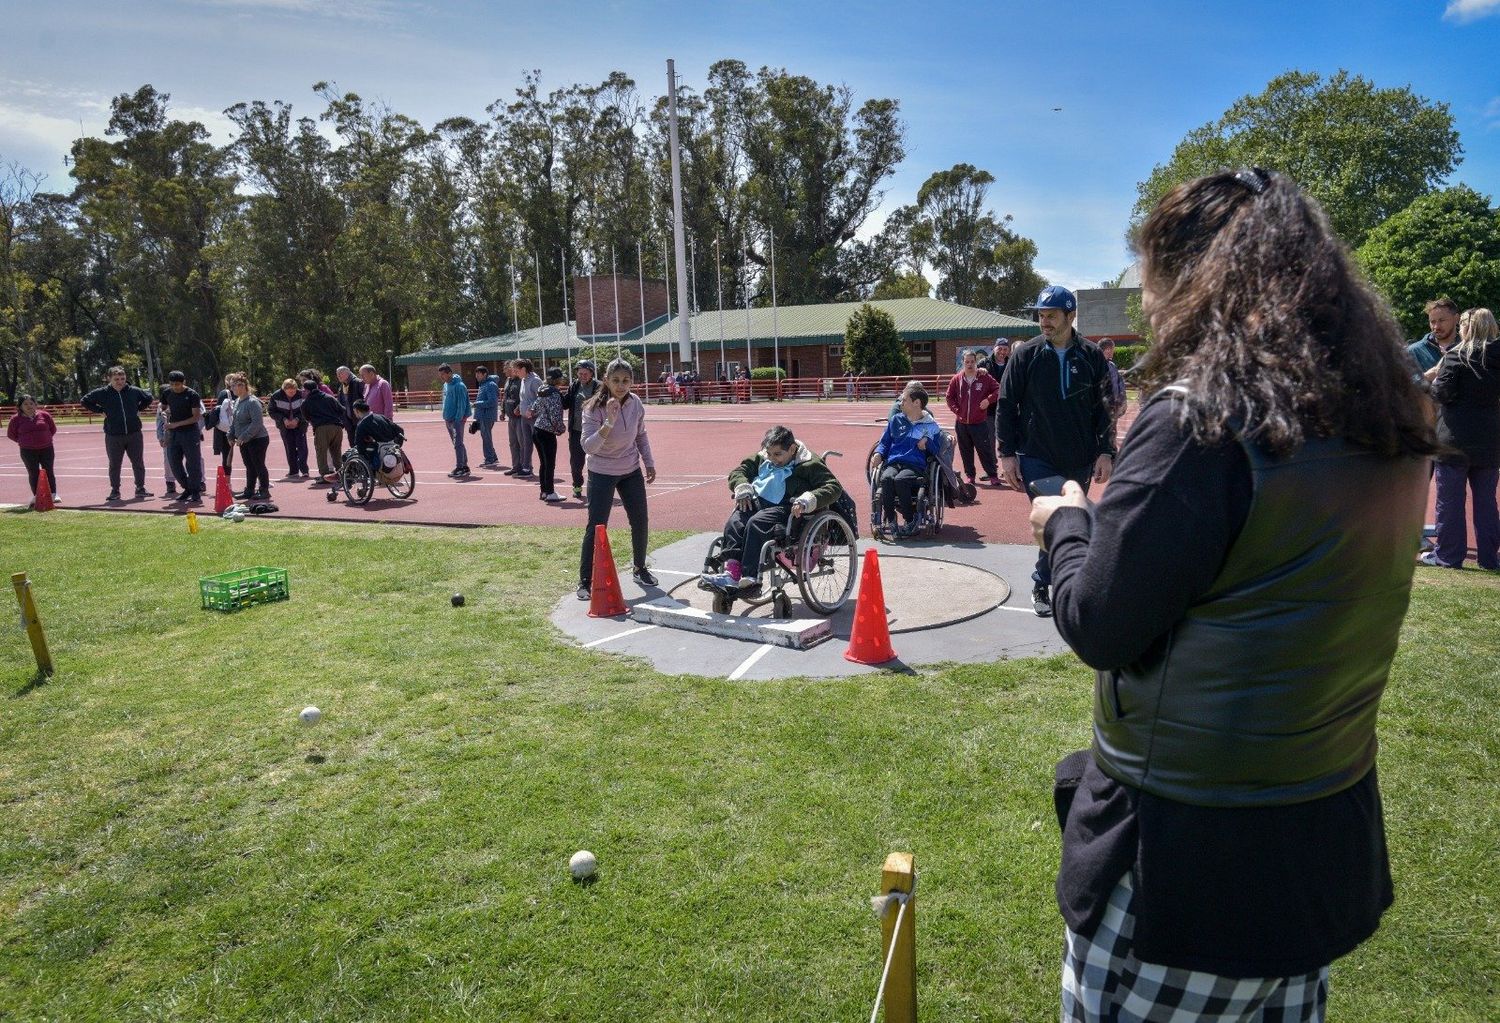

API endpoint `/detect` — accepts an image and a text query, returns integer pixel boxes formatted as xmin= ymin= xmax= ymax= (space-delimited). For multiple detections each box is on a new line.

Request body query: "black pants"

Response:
xmin=104 ymin=431 xmax=147 ymax=491
xmin=568 ymin=430 xmax=587 ymax=489
xmin=278 ymin=426 xmax=308 ymax=475
xmin=212 ymin=428 xmax=235 ymax=473
xmin=534 ymin=430 xmax=559 ymax=495
xmin=721 ymin=498 xmax=792 ymax=580
xmin=1019 ymin=454 xmax=1093 ymax=587
xmin=166 ymin=428 xmax=205 ymax=496
xmin=20 ymin=447 xmax=57 ymax=497
xmin=240 ymin=435 xmax=271 ymax=496
xmin=880 ymin=463 xmax=923 ymax=523
xmin=955 ymin=420 xmax=997 ymax=480
xmin=578 ymin=468 xmax=650 ymax=585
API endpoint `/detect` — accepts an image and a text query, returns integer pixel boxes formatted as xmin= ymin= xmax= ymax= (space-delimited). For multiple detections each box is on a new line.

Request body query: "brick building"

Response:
xmin=400 ymin=276 xmax=1037 ymax=391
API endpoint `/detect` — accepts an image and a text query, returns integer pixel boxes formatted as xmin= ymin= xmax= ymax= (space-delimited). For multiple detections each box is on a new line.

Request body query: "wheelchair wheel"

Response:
xmin=712 ymin=590 xmax=735 ymax=615
xmin=385 ymin=454 xmax=415 ymax=499
xmin=341 ymin=456 xmax=374 ymax=505
xmin=773 ymin=592 xmax=794 ymax=619
xmin=927 ymin=462 xmax=945 ymax=537
xmin=796 ymin=510 xmax=857 ymax=616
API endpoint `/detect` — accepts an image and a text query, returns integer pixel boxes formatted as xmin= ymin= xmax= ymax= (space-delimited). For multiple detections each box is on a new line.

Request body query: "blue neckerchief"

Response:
xmin=753 ymin=457 xmax=795 ymax=504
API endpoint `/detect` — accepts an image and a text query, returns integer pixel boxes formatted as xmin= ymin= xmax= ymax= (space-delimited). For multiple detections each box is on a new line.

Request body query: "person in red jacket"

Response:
xmin=6 ymin=395 xmax=60 ymax=507
xmin=945 ymin=349 xmax=1000 ymax=485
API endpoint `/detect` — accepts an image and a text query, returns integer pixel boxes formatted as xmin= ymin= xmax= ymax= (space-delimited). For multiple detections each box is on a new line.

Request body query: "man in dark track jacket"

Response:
xmin=996 ymin=285 xmax=1116 ymax=617
xmin=81 ymin=366 xmax=155 ymax=501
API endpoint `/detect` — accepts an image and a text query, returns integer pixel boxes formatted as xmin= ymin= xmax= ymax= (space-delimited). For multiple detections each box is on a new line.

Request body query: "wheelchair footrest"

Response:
xmin=628 ymin=597 xmax=832 ymax=650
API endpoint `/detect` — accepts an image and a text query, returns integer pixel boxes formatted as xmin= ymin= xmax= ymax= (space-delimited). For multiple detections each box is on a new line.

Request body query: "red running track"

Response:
xmin=0 ymin=400 xmax=1460 ymax=552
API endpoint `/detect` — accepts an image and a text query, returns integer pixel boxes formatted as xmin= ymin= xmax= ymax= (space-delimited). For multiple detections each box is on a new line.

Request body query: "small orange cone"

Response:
xmin=33 ymin=470 xmax=55 ymax=512
xmin=213 ymin=465 xmax=233 ymax=514
xmin=844 ymin=548 xmax=897 ymax=664
xmin=587 ymin=524 xmax=629 ymax=618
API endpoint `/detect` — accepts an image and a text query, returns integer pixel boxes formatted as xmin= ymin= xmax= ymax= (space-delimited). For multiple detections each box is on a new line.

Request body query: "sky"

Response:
xmin=3 ymin=0 xmax=1499 ymax=291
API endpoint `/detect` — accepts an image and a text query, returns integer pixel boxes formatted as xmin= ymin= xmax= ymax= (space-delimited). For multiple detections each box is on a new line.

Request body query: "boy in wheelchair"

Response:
xmin=351 ymin=399 xmax=406 ymax=472
xmin=700 ymin=425 xmax=843 ymax=598
xmin=868 ymin=381 xmax=946 ymax=538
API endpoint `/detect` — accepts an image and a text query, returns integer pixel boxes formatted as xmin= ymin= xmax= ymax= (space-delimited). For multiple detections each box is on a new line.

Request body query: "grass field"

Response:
xmin=1 ymin=511 xmax=1496 ymax=1021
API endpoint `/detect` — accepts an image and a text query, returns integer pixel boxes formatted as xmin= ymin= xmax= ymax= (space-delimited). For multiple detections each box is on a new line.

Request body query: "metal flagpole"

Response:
xmin=637 ymin=240 xmax=649 ymax=396
xmin=689 ymin=235 xmax=698 ymax=370
xmin=714 ymin=236 xmax=726 ymax=385
xmin=662 ymin=237 xmax=673 ymax=373
xmin=560 ymin=247 xmax=573 ymax=365
xmin=534 ymin=251 xmax=546 ymax=371
xmin=742 ymin=234 xmax=752 ymax=392
xmin=666 ymin=60 xmax=691 ymax=367
xmin=611 ymin=246 xmax=622 ymax=362
xmin=770 ymin=225 xmax=781 ymax=399
xmin=510 ymin=256 xmax=520 ymax=336
xmin=587 ymin=255 xmax=597 ymax=355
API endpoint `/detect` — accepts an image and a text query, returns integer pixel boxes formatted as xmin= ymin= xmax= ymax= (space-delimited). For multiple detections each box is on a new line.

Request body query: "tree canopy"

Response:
xmin=1134 ymin=70 xmax=1461 ymax=246
xmin=842 ymin=303 xmax=908 ymax=376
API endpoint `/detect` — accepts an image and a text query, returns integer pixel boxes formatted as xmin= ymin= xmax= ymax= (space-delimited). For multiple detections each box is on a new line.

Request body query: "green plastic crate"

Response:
xmin=199 ymin=566 xmax=290 ymax=612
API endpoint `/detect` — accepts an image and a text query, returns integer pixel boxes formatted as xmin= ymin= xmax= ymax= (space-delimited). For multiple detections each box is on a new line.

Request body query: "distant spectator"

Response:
xmin=987 ymin=339 xmax=1012 ymax=463
xmin=1425 ymin=307 xmax=1500 ymax=569
xmin=268 ymin=378 xmax=310 ymax=478
xmin=1099 ymin=339 xmax=1128 ymax=444
xmin=513 ymin=358 xmax=540 ymax=479
xmin=577 ymin=358 xmax=658 ymax=599
xmin=227 ymin=373 xmax=271 ymax=500
xmin=302 ymin=378 xmax=348 ymax=482
xmin=502 ymin=359 xmax=524 ymax=474
xmin=472 ymin=365 xmax=501 ymax=468
xmin=160 ymin=370 xmax=206 ymax=504
xmin=6 ymin=395 xmax=60 ymax=507
xmin=153 ymin=399 xmax=177 ymax=497
xmin=359 ymin=364 xmax=394 ymax=419
xmin=531 ymin=367 xmax=568 ymax=503
xmin=80 ymin=365 xmax=154 ymax=502
xmin=210 ymin=374 xmax=236 ymax=479
xmin=438 ymin=363 xmax=472 ymax=478
xmin=1406 ymin=297 xmax=1460 ymax=382
xmin=565 ymin=359 xmax=599 ymax=500
xmin=945 ymin=349 xmax=1000 ymax=486
xmin=334 ymin=366 xmax=364 ymax=445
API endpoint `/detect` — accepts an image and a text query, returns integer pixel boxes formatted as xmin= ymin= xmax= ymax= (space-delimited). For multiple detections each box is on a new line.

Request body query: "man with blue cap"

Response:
xmin=996 ymin=285 xmax=1116 ymax=616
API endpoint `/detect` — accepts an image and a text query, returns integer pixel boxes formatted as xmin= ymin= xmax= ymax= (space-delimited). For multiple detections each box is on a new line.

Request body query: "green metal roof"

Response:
xmin=396 ymin=297 xmax=1036 ymax=366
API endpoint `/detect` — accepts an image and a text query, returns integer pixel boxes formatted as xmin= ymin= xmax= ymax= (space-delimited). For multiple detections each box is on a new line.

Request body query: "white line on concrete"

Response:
xmin=994 ymin=604 xmax=1038 ymax=614
xmin=581 ymin=623 xmax=659 ymax=649
xmin=727 ymin=642 xmax=775 ymax=680
xmin=648 ymin=568 xmax=700 ymax=576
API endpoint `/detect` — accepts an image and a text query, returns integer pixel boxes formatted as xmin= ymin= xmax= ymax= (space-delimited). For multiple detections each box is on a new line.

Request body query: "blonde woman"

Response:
xmin=1426 ymin=308 xmax=1500 ymax=569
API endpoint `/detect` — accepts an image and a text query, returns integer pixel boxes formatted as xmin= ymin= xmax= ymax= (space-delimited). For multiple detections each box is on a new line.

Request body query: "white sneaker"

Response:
xmin=544 ymin=493 xmax=564 ymax=503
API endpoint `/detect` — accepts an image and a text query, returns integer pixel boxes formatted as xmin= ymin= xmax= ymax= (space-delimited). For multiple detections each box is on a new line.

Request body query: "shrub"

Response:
xmin=1111 ymin=344 xmax=1149 ymax=373
xmin=750 ymin=366 xmax=786 ymax=380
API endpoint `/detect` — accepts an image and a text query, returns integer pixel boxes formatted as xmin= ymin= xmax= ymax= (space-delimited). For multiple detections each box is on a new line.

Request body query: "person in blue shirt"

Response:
xmin=472 ymin=365 xmax=501 ymax=468
xmin=868 ymin=381 xmax=945 ymax=537
xmin=1405 ymin=297 xmax=1459 ymax=383
xmin=438 ymin=363 xmax=473 ymax=478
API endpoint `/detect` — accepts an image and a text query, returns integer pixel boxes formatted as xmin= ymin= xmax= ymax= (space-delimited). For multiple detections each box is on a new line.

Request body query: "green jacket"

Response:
xmin=728 ymin=442 xmax=842 ymax=511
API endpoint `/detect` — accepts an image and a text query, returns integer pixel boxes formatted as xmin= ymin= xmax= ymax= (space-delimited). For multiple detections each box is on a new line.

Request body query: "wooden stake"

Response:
xmin=880 ymin=851 xmax=916 ymax=1022
xmin=12 ymin=572 xmax=55 ymax=677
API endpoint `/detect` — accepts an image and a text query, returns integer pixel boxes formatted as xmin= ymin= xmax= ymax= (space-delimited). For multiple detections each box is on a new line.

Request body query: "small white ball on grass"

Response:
xmin=569 ymin=850 xmax=597 ymax=880
xmin=299 ymin=706 xmax=321 ymax=726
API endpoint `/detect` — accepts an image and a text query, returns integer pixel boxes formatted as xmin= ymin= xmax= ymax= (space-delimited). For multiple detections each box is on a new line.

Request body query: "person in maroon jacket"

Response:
xmin=6 ymin=395 xmax=60 ymax=506
xmin=945 ymin=349 xmax=1000 ymax=484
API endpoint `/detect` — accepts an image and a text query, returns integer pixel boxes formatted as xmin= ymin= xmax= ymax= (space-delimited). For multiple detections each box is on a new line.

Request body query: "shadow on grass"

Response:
xmin=11 ymin=668 xmax=53 ymax=698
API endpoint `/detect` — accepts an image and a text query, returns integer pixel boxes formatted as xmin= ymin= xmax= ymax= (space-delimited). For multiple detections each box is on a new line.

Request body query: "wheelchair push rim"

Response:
xmin=797 ymin=510 xmax=857 ymax=615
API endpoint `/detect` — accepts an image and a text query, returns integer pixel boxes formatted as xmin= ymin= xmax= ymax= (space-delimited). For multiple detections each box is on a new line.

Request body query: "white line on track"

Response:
xmin=727 ymin=642 xmax=775 ymax=680
xmin=581 ymin=623 xmax=658 ymax=648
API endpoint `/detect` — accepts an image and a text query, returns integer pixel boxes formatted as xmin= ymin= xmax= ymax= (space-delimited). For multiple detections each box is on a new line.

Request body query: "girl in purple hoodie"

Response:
xmin=576 ymin=359 xmax=657 ymax=599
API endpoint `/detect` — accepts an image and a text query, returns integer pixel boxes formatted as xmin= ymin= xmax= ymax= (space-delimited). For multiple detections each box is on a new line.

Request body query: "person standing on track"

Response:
xmin=438 ymin=363 xmax=471 ymax=479
xmin=472 ymin=365 xmax=502 ymax=469
xmin=946 ymin=349 xmax=1001 ymax=486
xmin=6 ymin=395 xmax=59 ymax=507
xmin=564 ymin=359 xmax=599 ymax=500
xmin=80 ymin=365 xmax=154 ymax=502
xmin=996 ymin=285 xmax=1116 ymax=617
xmin=576 ymin=358 xmax=657 ymax=600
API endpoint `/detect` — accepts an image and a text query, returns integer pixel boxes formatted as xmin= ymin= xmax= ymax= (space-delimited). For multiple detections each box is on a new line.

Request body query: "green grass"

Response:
xmin=0 ymin=512 xmax=1495 ymax=1021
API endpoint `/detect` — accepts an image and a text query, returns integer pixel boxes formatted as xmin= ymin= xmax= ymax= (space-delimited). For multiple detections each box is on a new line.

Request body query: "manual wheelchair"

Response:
xmin=698 ymin=452 xmax=860 ymax=618
xmin=329 ymin=442 xmax=416 ymax=505
xmin=865 ymin=430 xmax=972 ymax=540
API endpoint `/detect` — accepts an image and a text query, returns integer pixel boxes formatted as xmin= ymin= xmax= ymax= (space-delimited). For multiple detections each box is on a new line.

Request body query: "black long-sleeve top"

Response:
xmin=1040 ymin=393 xmax=1391 ymax=978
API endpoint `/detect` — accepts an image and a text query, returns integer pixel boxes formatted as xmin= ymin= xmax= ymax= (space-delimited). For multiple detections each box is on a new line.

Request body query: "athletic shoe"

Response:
xmin=632 ymin=566 xmax=658 ymax=587
xmin=107 ymin=490 xmax=122 ymax=502
xmin=503 ymin=468 xmax=519 ymax=476
xmin=1032 ymin=584 xmax=1053 ymax=618
xmin=700 ymin=571 xmax=738 ymax=592
xmin=981 ymin=473 xmax=998 ymax=484
xmin=1417 ymin=551 xmax=1455 ymax=568
xmin=736 ymin=577 xmax=763 ymax=598
xmin=572 ymin=486 xmax=583 ymax=499
xmin=514 ymin=469 xmax=533 ymax=479
xmin=447 ymin=468 xmax=461 ymax=478
xmin=576 ymin=582 xmax=591 ymax=601
xmin=135 ymin=488 xmax=153 ymax=498
xmin=544 ymin=493 xmax=564 ymax=503
xmin=183 ymin=493 xmax=203 ymax=505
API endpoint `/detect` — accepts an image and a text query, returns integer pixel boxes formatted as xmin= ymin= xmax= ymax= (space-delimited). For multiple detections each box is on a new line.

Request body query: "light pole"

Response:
xmin=385 ymin=348 xmax=394 ymax=389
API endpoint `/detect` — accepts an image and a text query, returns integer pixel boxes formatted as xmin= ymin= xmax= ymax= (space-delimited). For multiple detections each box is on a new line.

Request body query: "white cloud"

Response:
xmin=0 ymin=102 xmax=89 ymax=160
xmin=1444 ymin=0 xmax=1500 ymax=23
xmin=189 ymin=0 xmax=412 ymax=23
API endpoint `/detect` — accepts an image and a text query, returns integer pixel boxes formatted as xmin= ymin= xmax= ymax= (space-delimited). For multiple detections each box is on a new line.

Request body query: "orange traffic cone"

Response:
xmin=587 ymin=524 xmax=629 ymax=618
xmin=33 ymin=470 xmax=56 ymax=512
xmin=213 ymin=465 xmax=233 ymax=514
xmin=844 ymin=548 xmax=896 ymax=664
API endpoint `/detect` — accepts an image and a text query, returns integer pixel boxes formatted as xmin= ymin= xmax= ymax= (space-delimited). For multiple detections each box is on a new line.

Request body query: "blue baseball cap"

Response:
xmin=1024 ymin=285 xmax=1077 ymax=312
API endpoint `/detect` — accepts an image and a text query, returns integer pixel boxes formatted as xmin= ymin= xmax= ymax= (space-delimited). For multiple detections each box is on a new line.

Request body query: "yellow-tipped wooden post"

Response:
xmin=12 ymin=572 xmax=55 ymax=677
xmin=880 ymin=851 xmax=916 ymax=1022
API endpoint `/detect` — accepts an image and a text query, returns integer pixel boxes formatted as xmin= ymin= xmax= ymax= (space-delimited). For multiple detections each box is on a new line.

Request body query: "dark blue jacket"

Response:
xmin=81 ymin=384 xmax=153 ymax=435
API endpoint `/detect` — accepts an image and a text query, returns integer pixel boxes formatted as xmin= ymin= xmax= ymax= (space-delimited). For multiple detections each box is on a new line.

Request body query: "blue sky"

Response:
xmin=3 ymin=0 xmax=1499 ymax=290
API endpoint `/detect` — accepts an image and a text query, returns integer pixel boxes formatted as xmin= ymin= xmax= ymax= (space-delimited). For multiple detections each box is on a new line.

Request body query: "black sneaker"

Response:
xmin=1031 ymin=584 xmax=1053 ymax=618
xmin=184 ymin=493 xmax=203 ymax=505
xmin=632 ymin=566 xmax=658 ymax=587
xmin=576 ymin=582 xmax=591 ymax=601
xmin=108 ymin=490 xmax=122 ymax=502
xmin=503 ymin=468 xmax=519 ymax=476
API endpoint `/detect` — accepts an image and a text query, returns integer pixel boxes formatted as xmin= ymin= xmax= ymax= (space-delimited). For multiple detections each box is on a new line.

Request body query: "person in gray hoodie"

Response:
xmin=226 ymin=373 xmax=271 ymax=500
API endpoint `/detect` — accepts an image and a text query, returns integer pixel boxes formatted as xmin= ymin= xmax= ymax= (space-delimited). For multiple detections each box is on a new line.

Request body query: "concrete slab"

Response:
xmin=629 ymin=597 xmax=833 ymax=649
xmin=550 ymin=533 xmax=1070 ymax=679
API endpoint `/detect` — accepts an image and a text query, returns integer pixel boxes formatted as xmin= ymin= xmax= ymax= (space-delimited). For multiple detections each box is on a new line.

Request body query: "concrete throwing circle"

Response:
xmin=665 ymin=555 xmax=1008 ymax=633
xmin=552 ymin=533 xmax=1070 ymax=679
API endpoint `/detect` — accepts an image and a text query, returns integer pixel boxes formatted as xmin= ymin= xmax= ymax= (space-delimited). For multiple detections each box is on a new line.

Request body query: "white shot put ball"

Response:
xmin=232 ymin=511 xmax=246 ymax=522
xmin=299 ymin=706 xmax=322 ymax=726
xmin=568 ymin=850 xmax=597 ymax=880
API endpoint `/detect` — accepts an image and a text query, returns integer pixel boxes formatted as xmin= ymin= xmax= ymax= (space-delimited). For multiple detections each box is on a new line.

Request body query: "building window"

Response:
xmin=828 ymin=344 xmax=845 ymax=357
xmin=910 ymin=341 xmax=933 ymax=355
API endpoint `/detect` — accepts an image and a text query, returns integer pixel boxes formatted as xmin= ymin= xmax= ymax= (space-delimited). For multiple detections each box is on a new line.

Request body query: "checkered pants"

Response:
xmin=1062 ymin=871 xmax=1329 ymax=1022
